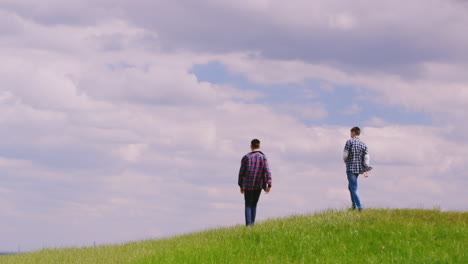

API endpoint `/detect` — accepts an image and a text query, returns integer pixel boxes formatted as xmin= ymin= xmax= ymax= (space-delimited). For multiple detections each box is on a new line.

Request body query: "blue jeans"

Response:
xmin=347 ymin=172 xmax=362 ymax=210
xmin=244 ymin=189 xmax=262 ymax=226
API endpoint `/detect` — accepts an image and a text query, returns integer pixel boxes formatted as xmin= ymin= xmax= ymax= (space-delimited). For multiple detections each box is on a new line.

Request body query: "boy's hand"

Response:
xmin=240 ymin=188 xmax=245 ymax=194
xmin=265 ymin=187 xmax=271 ymax=193
xmin=364 ymin=172 xmax=369 ymax=178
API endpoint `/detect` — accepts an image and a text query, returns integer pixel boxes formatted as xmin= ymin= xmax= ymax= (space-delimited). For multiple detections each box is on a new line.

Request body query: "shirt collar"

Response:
xmin=250 ymin=150 xmax=264 ymax=155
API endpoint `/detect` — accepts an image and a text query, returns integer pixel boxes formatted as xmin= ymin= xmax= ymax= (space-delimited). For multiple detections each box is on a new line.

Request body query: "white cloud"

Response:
xmin=342 ymin=103 xmax=362 ymax=115
xmin=277 ymin=102 xmax=328 ymax=121
xmin=0 ymin=157 xmax=32 ymax=168
xmin=365 ymin=117 xmax=389 ymax=127
xmin=0 ymin=186 xmax=12 ymax=194
xmin=328 ymin=13 xmax=357 ymax=30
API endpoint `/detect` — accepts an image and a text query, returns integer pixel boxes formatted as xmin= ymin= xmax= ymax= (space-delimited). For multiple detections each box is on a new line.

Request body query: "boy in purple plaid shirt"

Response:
xmin=343 ymin=127 xmax=373 ymax=211
xmin=238 ymin=139 xmax=272 ymax=226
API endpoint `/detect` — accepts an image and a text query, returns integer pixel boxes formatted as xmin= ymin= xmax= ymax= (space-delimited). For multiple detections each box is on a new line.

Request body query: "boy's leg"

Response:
xmin=347 ymin=172 xmax=362 ymax=210
xmin=244 ymin=190 xmax=257 ymax=226
xmin=250 ymin=189 xmax=262 ymax=225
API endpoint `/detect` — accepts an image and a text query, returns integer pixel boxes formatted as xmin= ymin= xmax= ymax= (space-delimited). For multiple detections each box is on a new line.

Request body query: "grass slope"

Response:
xmin=1 ymin=209 xmax=467 ymax=264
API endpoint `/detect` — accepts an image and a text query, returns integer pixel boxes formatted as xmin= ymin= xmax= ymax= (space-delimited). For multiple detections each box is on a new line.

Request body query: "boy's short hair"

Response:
xmin=351 ymin=127 xmax=361 ymax=136
xmin=251 ymin=139 xmax=260 ymax=149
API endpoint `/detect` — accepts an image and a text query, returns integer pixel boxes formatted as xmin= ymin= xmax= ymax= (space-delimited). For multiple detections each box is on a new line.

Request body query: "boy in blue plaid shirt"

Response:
xmin=343 ymin=127 xmax=372 ymax=211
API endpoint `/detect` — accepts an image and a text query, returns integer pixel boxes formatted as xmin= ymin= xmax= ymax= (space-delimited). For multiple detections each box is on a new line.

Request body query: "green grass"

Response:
xmin=1 ymin=209 xmax=467 ymax=263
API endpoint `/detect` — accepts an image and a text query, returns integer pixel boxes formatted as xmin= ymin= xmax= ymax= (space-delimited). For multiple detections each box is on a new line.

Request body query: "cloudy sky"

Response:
xmin=1 ymin=0 xmax=467 ymax=252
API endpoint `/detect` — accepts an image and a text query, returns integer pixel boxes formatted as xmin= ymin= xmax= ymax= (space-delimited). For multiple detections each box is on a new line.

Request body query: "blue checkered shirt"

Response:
xmin=344 ymin=137 xmax=373 ymax=174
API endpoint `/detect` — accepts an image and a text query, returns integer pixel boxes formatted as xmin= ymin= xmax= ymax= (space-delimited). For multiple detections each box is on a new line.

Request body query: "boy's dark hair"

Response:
xmin=251 ymin=139 xmax=260 ymax=149
xmin=351 ymin=127 xmax=361 ymax=136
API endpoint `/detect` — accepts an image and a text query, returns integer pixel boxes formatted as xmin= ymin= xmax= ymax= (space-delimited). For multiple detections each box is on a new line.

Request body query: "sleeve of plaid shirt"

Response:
xmin=343 ymin=140 xmax=351 ymax=162
xmin=362 ymin=145 xmax=373 ymax=172
xmin=238 ymin=155 xmax=247 ymax=188
xmin=263 ymin=156 xmax=272 ymax=188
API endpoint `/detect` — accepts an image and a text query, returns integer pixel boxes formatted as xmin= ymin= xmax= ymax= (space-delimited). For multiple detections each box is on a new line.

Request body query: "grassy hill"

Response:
xmin=1 ymin=209 xmax=466 ymax=264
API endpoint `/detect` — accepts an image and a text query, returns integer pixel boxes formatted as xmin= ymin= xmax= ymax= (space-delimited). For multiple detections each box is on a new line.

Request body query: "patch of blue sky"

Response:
xmin=106 ymin=61 xmax=137 ymax=71
xmin=310 ymin=82 xmax=433 ymax=127
xmin=190 ymin=61 xmax=432 ymax=127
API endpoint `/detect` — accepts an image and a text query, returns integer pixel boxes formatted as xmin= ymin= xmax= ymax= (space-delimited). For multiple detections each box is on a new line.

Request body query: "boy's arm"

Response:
xmin=363 ymin=146 xmax=373 ymax=177
xmin=343 ymin=140 xmax=351 ymax=163
xmin=343 ymin=150 xmax=349 ymax=163
xmin=363 ymin=145 xmax=371 ymax=166
xmin=364 ymin=153 xmax=370 ymax=166
xmin=238 ymin=156 xmax=246 ymax=189
xmin=263 ymin=157 xmax=272 ymax=190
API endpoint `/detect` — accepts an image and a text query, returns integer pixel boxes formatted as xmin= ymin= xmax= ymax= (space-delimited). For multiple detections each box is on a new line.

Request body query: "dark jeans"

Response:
xmin=244 ymin=189 xmax=262 ymax=226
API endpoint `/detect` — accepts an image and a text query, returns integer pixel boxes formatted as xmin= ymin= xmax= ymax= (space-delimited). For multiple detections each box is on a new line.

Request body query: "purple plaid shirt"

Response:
xmin=238 ymin=151 xmax=272 ymax=191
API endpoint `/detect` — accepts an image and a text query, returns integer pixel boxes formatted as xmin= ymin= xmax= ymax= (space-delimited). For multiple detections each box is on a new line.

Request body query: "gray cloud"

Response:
xmin=3 ymin=0 xmax=467 ymax=73
xmin=0 ymin=0 xmax=120 ymax=26
xmin=120 ymin=0 xmax=468 ymax=73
